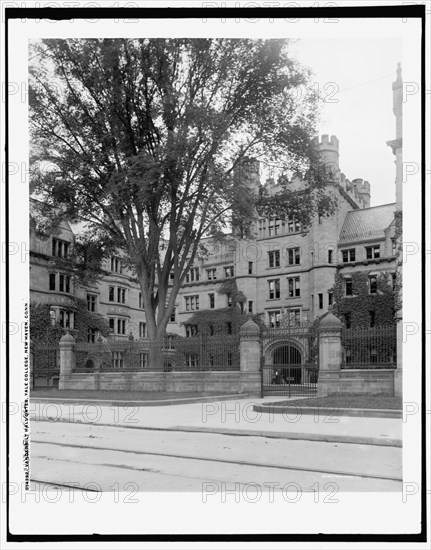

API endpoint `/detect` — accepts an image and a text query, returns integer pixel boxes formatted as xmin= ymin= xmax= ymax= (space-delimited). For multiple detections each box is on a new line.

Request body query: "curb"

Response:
xmin=254 ymin=404 xmax=402 ymax=419
xmin=172 ymin=425 xmax=402 ymax=448
xmin=30 ymin=393 xmax=258 ymax=407
xmin=30 ymin=416 xmax=402 ymax=448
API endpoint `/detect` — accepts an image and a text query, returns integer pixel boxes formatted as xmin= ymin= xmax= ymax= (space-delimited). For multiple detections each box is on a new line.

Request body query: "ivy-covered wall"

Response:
xmin=182 ymin=278 xmax=263 ymax=335
xmin=30 ymin=299 xmax=111 ymax=343
xmin=183 ymin=306 xmax=262 ymax=335
xmin=330 ymin=271 xmax=396 ymax=327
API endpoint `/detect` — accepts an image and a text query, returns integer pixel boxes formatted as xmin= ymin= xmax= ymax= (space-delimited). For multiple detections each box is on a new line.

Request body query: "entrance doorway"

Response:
xmin=261 ymin=326 xmax=318 ymax=397
xmin=272 ymin=345 xmax=302 ymax=384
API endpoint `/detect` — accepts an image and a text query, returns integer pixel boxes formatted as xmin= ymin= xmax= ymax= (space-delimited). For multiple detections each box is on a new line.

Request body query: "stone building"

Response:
xmin=29 ymin=136 xmax=396 ymax=339
xmin=30 ymin=69 xmax=402 ymax=342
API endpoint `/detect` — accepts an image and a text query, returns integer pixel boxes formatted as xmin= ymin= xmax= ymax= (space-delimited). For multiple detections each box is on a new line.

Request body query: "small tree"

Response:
xmin=217 ymin=278 xmax=246 ymax=310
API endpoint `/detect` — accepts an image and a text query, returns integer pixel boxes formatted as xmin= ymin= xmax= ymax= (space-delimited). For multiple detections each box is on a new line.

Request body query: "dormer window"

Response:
xmin=110 ymin=256 xmax=122 ymax=273
xmin=268 ymin=219 xmax=280 ymax=236
xmin=287 ymin=219 xmax=301 ymax=233
xmin=342 ymin=249 xmax=356 ymax=263
xmin=52 ymin=238 xmax=69 ymax=258
xmin=365 ymin=245 xmax=380 ymax=260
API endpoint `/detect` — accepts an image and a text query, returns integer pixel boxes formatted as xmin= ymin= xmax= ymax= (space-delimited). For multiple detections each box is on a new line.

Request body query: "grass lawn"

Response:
xmin=31 ymin=389 xmax=237 ymax=401
xmin=269 ymin=394 xmax=403 ymax=410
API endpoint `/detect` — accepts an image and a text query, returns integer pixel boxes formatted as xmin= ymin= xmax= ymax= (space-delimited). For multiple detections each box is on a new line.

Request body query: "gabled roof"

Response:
xmin=30 ymin=198 xmax=74 ymax=235
xmin=339 ymin=203 xmax=396 ymax=244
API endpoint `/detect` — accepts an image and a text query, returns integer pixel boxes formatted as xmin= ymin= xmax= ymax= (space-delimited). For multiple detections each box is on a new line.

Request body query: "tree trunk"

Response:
xmin=137 ymin=269 xmax=173 ymax=371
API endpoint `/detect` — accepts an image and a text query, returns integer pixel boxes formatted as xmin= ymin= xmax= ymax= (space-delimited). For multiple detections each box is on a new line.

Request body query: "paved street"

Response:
xmin=30 ymin=397 xmax=402 ymax=446
xmin=31 ymin=418 xmax=402 ymax=493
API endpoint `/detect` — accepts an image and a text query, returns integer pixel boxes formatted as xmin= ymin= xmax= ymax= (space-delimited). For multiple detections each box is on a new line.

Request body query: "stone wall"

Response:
xmin=338 ymin=369 xmax=395 ymax=395
xmin=60 ymin=371 xmax=261 ymax=395
xmin=319 ymin=369 xmax=395 ymax=396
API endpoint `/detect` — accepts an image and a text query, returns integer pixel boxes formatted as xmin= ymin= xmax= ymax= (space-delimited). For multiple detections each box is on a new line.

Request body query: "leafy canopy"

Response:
xmin=30 ymin=38 xmax=335 ymax=337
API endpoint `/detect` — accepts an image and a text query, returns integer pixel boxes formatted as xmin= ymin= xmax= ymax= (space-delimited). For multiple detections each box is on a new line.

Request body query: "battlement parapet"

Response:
xmin=312 ymin=134 xmax=339 ymax=151
xmin=313 ymin=134 xmax=340 ymax=176
xmin=339 ymin=174 xmax=370 ymax=208
xmin=352 ymin=178 xmax=370 ymax=193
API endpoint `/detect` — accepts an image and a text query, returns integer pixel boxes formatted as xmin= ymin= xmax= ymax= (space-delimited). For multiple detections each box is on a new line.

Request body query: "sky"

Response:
xmin=28 ymin=36 xmax=403 ymax=209
xmin=292 ymin=37 xmax=402 ymax=207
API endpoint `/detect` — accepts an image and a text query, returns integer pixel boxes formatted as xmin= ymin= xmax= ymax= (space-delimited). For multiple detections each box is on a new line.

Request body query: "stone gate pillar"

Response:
xmin=240 ymin=319 xmax=261 ymax=372
xmin=239 ymin=320 xmax=261 ymax=396
xmin=59 ymin=331 xmax=76 ymax=390
xmin=317 ymin=312 xmax=343 ymax=396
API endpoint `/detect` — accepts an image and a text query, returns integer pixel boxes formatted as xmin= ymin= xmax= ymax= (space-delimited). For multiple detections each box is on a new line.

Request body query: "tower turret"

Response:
xmin=312 ymin=134 xmax=340 ymax=183
xmin=313 ymin=134 xmax=340 ymax=173
xmin=352 ymin=178 xmax=371 ymax=208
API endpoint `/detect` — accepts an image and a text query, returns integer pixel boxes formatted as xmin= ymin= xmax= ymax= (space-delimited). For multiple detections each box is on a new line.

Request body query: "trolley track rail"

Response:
xmin=31 ymin=439 xmax=402 ymax=483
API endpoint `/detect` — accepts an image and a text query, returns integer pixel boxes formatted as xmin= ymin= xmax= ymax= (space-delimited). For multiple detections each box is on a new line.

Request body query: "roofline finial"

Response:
xmin=396 ymin=62 xmax=402 ymax=83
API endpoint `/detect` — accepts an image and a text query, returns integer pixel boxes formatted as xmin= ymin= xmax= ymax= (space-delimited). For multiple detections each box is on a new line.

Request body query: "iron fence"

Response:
xmin=32 ymin=343 xmax=60 ymax=388
xmin=75 ymin=334 xmax=240 ymax=372
xmin=341 ymin=325 xmax=396 ymax=369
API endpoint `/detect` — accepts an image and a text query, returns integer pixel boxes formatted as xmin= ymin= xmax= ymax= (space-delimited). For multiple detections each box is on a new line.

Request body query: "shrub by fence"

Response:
xmin=341 ymin=325 xmax=396 ymax=369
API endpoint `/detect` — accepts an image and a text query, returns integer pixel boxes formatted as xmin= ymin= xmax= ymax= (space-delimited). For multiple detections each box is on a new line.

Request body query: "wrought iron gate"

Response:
xmin=261 ymin=321 xmax=318 ymax=398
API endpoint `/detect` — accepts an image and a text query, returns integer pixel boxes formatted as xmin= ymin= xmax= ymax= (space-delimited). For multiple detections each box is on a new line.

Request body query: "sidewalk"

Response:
xmin=30 ymin=396 xmax=402 ymax=447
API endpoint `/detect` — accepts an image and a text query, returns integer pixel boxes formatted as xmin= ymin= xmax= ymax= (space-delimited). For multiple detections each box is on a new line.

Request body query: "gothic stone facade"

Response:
xmin=29 ymin=133 xmax=397 ymax=341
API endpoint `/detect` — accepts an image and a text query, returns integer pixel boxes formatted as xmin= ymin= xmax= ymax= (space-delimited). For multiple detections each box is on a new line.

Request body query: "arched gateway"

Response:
xmin=261 ymin=324 xmax=318 ymax=397
xmin=273 ymin=345 xmax=303 ymax=384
